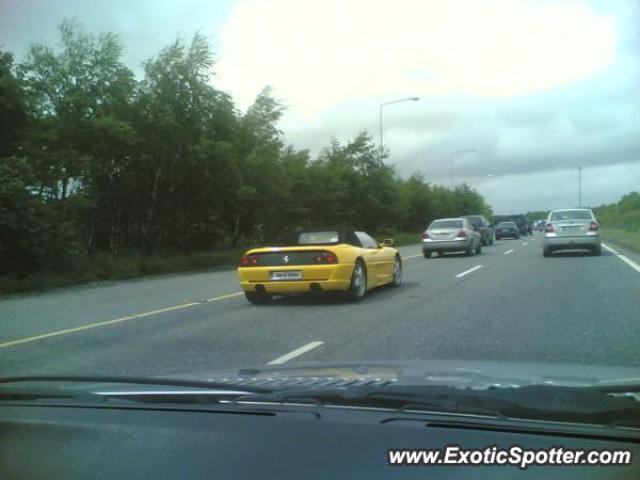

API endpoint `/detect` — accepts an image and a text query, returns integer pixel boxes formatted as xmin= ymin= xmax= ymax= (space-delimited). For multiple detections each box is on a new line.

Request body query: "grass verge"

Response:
xmin=375 ymin=231 xmax=419 ymax=247
xmin=0 ymin=248 xmax=246 ymax=296
xmin=601 ymin=228 xmax=640 ymax=254
xmin=0 ymin=231 xmax=421 ymax=296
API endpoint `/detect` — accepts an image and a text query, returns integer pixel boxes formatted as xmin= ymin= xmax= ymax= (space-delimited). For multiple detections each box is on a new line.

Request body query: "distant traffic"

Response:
xmin=236 ymin=209 xmax=603 ymax=304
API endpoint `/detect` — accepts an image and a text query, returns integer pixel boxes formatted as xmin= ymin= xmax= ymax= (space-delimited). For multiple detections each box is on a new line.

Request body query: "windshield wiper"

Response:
xmin=236 ymin=384 xmax=640 ymax=426
xmin=4 ymin=377 xmax=640 ymax=427
xmin=0 ymin=375 xmax=273 ymax=394
xmin=585 ymin=381 xmax=640 ymax=394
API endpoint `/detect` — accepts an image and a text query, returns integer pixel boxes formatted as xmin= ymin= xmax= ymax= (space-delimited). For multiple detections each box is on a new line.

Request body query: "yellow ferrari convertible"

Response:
xmin=237 ymin=228 xmax=403 ymax=304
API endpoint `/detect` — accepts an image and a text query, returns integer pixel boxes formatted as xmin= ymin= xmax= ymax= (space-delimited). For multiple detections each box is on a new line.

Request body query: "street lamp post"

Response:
xmin=449 ymin=149 xmax=476 ymax=189
xmin=578 ymin=165 xmax=582 ymax=207
xmin=379 ymin=96 xmax=420 ymax=152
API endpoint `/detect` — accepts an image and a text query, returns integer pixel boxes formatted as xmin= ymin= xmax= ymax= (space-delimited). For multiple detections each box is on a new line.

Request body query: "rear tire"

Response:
xmin=476 ymin=242 xmax=482 ymax=255
xmin=423 ymin=250 xmax=432 ymax=259
xmin=391 ymin=256 xmax=403 ymax=287
xmin=489 ymin=234 xmax=495 ymax=246
xmin=592 ymin=246 xmax=602 ymax=256
xmin=245 ymin=291 xmax=272 ymax=305
xmin=465 ymin=244 xmax=474 ymax=256
xmin=346 ymin=259 xmax=367 ymax=301
xmin=543 ymin=248 xmax=552 ymax=257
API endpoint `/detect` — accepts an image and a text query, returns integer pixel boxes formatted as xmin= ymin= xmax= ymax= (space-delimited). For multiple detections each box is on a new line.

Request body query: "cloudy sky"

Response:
xmin=1 ymin=0 xmax=639 ymax=213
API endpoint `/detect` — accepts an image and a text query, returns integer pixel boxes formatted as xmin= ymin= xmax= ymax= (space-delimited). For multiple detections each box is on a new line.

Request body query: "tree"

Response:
xmin=0 ymin=51 xmax=27 ymax=158
xmin=309 ymin=132 xmax=399 ymax=231
xmin=14 ymin=19 xmax=139 ymax=259
xmin=134 ymin=32 xmax=237 ymax=252
xmin=0 ymin=50 xmax=81 ymax=275
xmin=398 ymin=173 xmax=434 ymax=231
xmin=0 ymin=18 xmax=497 ymax=285
xmin=19 ymin=19 xmax=135 ymax=201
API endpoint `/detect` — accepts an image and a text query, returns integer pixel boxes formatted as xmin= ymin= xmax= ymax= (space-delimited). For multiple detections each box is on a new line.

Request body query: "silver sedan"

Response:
xmin=543 ymin=208 xmax=601 ymax=256
xmin=422 ymin=218 xmax=483 ymax=258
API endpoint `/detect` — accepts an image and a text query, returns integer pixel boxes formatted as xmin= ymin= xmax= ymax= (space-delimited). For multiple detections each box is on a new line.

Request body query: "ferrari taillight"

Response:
xmin=239 ymin=255 xmax=259 ymax=267
xmin=314 ymin=252 xmax=339 ymax=264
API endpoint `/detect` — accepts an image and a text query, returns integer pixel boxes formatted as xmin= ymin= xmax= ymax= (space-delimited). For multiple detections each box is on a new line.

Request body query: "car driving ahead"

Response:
xmin=495 ymin=221 xmax=520 ymax=240
xmin=493 ymin=215 xmax=531 ymax=236
xmin=463 ymin=214 xmax=495 ymax=246
xmin=237 ymin=228 xmax=402 ymax=304
xmin=543 ymin=208 xmax=602 ymax=256
xmin=422 ymin=217 xmax=482 ymax=258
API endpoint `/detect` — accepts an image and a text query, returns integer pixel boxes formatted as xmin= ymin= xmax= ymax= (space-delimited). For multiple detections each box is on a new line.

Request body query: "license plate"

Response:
xmin=563 ymin=225 xmax=582 ymax=231
xmin=269 ymin=271 xmax=303 ymax=281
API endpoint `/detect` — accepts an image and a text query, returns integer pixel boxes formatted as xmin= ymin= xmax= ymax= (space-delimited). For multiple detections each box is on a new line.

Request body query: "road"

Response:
xmin=1 ymin=233 xmax=640 ymax=377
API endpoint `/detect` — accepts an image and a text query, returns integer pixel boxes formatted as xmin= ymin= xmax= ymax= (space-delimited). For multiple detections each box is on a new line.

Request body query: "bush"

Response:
xmin=0 ymin=248 xmax=246 ymax=295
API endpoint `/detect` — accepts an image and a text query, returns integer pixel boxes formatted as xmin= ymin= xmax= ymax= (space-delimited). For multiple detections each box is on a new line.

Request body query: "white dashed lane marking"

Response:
xmin=267 ymin=341 xmax=324 ymax=365
xmin=455 ymin=265 xmax=483 ymax=278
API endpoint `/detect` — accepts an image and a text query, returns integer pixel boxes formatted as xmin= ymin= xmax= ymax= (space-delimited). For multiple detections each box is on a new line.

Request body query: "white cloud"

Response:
xmin=481 ymin=161 xmax=640 ymax=213
xmin=214 ymin=0 xmax=640 ymax=211
xmin=216 ymin=0 xmax=617 ymax=116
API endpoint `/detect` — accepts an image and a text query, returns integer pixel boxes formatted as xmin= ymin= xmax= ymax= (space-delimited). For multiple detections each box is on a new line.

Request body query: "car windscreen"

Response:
xmin=5 ymin=1 xmax=640 ymax=440
xmin=550 ymin=210 xmax=593 ymax=221
xmin=429 ymin=220 xmax=463 ymax=229
xmin=297 ymin=231 xmax=340 ymax=244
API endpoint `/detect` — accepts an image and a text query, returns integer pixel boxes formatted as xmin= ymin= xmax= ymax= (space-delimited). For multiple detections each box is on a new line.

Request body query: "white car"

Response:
xmin=543 ymin=209 xmax=601 ymax=256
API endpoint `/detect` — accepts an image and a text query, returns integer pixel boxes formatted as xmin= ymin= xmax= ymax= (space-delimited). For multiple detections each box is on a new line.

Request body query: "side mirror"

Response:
xmin=381 ymin=238 xmax=395 ymax=247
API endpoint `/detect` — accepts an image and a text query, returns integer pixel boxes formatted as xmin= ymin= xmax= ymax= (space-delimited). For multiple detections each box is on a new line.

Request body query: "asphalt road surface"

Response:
xmin=1 ymin=233 xmax=640 ymax=377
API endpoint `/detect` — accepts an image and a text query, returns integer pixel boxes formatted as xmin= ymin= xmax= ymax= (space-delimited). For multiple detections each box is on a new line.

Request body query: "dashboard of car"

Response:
xmin=1 ymin=403 xmax=638 ymax=479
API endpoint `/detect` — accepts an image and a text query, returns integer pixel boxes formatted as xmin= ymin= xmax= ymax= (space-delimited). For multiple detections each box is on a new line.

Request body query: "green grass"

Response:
xmin=0 ymin=247 xmax=247 ymax=296
xmin=376 ymin=231 xmax=420 ymax=247
xmin=601 ymin=228 xmax=640 ymax=253
xmin=0 ymin=232 xmax=423 ymax=296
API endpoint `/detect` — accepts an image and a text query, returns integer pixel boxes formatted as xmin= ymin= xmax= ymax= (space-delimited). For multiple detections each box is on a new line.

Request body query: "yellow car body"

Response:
xmin=237 ymin=229 xmax=402 ymax=302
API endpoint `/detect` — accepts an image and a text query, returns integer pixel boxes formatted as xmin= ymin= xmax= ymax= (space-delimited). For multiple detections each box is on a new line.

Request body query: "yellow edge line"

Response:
xmin=0 ymin=292 xmax=244 ymax=349
xmin=1 ymin=255 xmax=421 ymax=350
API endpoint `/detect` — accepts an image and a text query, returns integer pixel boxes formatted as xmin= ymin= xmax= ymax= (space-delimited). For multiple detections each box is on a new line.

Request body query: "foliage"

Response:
xmin=599 ymin=229 xmax=640 ymax=253
xmin=0 ymin=20 xmax=492 ymax=285
xmin=593 ymin=191 xmax=640 ymax=231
